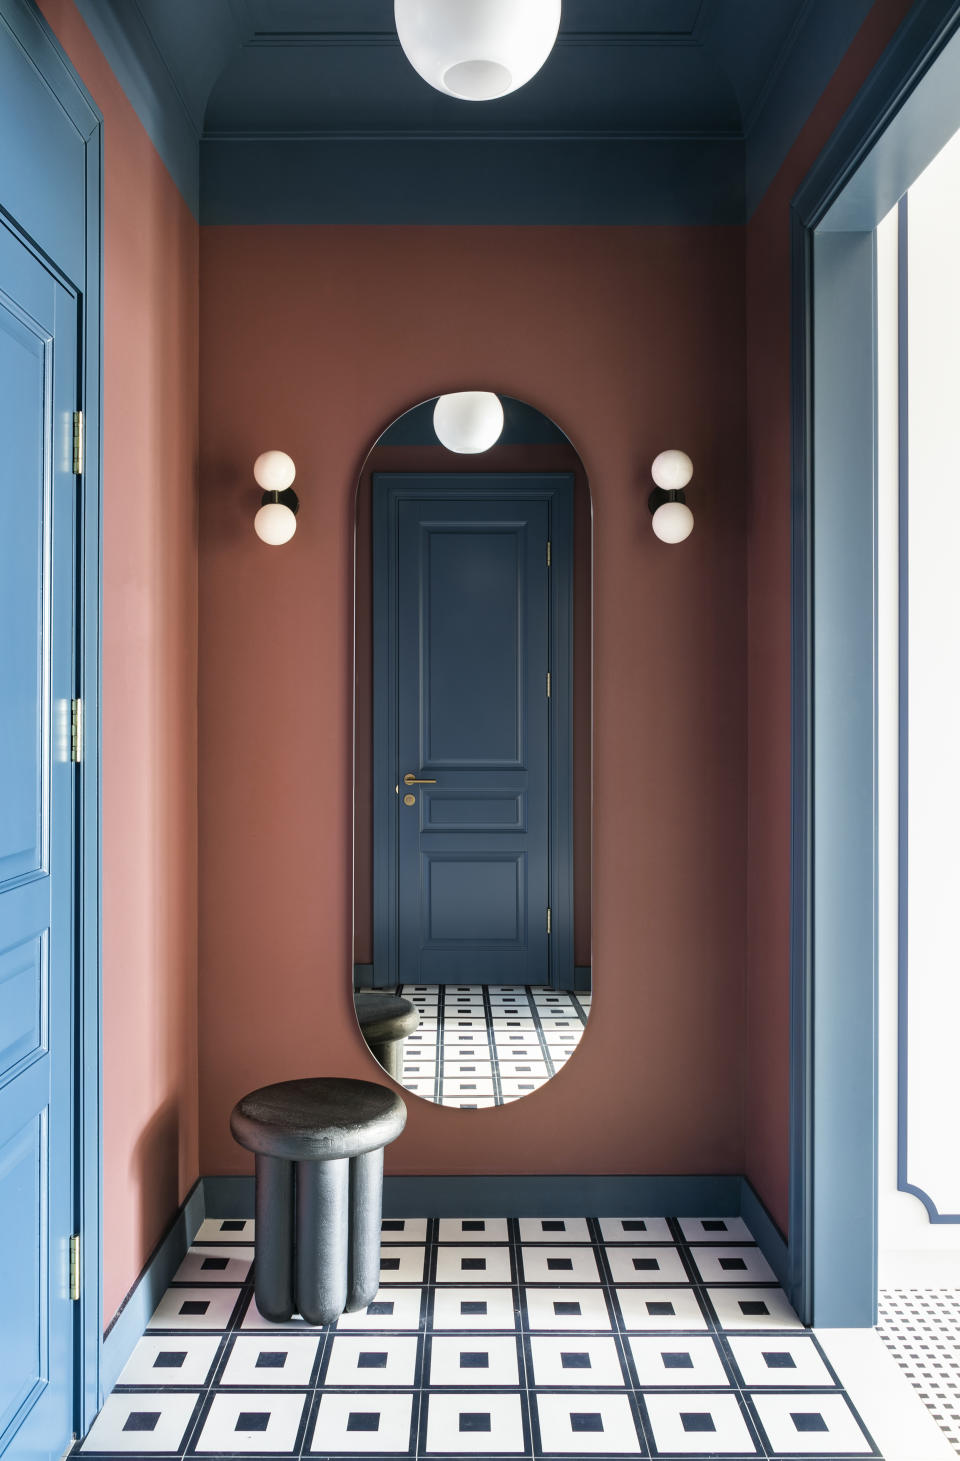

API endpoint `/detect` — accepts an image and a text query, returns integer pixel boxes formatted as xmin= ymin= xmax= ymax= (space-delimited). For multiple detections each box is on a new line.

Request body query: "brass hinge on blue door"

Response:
xmin=72 ymin=410 xmax=84 ymax=476
xmin=546 ymin=540 xmax=551 ymax=567
xmin=547 ymin=908 xmax=551 ymax=935
xmin=69 ymin=1235 xmax=81 ymax=1301
xmin=70 ymin=699 xmax=82 ymax=764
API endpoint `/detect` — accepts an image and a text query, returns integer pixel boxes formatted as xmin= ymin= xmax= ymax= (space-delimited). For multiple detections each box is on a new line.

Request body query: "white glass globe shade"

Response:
xmin=253 ymin=450 xmax=296 ymax=492
xmin=433 ymin=391 xmax=505 ymax=454
xmin=652 ymin=500 xmax=694 ymax=544
xmin=651 ymin=449 xmax=694 ymax=491
xmin=395 ymin=0 xmax=561 ymax=101
xmin=254 ymin=501 xmax=297 ymax=546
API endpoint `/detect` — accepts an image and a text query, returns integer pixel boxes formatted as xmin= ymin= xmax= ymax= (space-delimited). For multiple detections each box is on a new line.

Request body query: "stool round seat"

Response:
xmin=230 ymin=1076 xmax=407 ymax=1327
xmin=354 ymin=993 xmax=419 ymax=1079
xmin=230 ymin=1077 xmax=406 ymax=1162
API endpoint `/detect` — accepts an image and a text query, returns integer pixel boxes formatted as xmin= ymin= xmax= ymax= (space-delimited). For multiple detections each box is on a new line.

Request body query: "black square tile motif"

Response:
xmin=367 ymin=1301 xmax=394 ymax=1315
xmin=236 ymin=1413 xmax=269 ymax=1433
xmin=554 ymin=1301 xmax=581 ymax=1316
xmin=460 ymin=1353 xmax=489 ymax=1369
xmin=123 ymin=1412 xmax=160 ymax=1433
xmin=547 ymin=1258 xmax=573 ymax=1271
xmin=381 ymin=1220 xmax=404 ymax=1232
xmin=381 ymin=1258 xmax=400 ymax=1271
xmin=463 ymin=1221 xmax=486 ymax=1233
xmin=201 ymin=1256 xmax=229 ymax=1271
xmin=541 ymin=1221 xmax=566 ymax=1232
xmin=702 ymin=1220 xmax=727 ymax=1232
xmin=792 ymin=1413 xmax=829 ymax=1433
xmin=459 ymin=1414 xmax=491 ymax=1433
xmin=357 ymin=1352 xmax=388 ymax=1369
xmin=571 ymin=1414 xmax=604 ymax=1433
xmin=662 ymin=1352 xmax=693 ymax=1369
xmin=633 ymin=1258 xmax=659 ymax=1271
xmin=647 ymin=1301 xmax=675 ymax=1316
xmin=347 ymin=1413 xmax=380 ymax=1433
xmin=153 ymin=1351 xmax=187 ymax=1369
xmin=220 ymin=1220 xmax=245 ymax=1233
xmin=763 ymin=1351 xmax=797 ymax=1369
xmin=719 ymin=1257 xmax=748 ymax=1271
xmin=623 ymin=1220 xmax=647 ymax=1232
xmin=461 ymin=1301 xmax=487 ymax=1316
xmin=561 ymin=1352 xmax=591 ymax=1369
xmin=256 ymin=1352 xmax=287 ymax=1369
xmin=739 ymin=1300 xmax=769 ymax=1316
xmin=462 ymin=1258 xmax=486 ymax=1271
xmin=179 ymin=1300 xmax=209 ymax=1316
xmin=681 ymin=1413 xmax=716 ymax=1434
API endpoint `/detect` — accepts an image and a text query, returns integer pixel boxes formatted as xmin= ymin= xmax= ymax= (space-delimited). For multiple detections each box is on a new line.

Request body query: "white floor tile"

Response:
xmin=627 ymin=1334 xmax=729 ymax=1387
xmin=614 ymin=1287 xmax=707 ymax=1331
xmin=438 ymin=1218 xmax=509 ymax=1243
xmin=114 ymin=1335 xmax=221 ymax=1388
xmin=500 ymin=1076 xmax=548 ymax=1097
xmin=431 ymin=1287 xmax=518 ymax=1330
xmin=323 ymin=1334 xmax=419 ymax=1386
xmin=727 ymin=1333 xmax=835 ymax=1387
xmin=597 ymin=1217 xmax=672 ymax=1244
xmin=524 ymin=1287 xmax=613 ymax=1332
xmin=518 ymin=1218 xmax=591 ymax=1244
xmin=429 ymin=1335 xmax=520 ymax=1386
xmin=334 ymin=1287 xmax=424 ymax=1331
xmin=520 ymin=1246 xmax=600 ymax=1284
xmin=643 ymin=1392 xmax=757 ymax=1454
xmin=688 ymin=1245 xmax=775 ymax=1284
xmin=194 ymin=1218 xmax=255 ymax=1244
xmin=678 ymin=1216 xmax=755 ymax=1244
xmin=534 ymin=1391 xmax=640 ymax=1454
xmin=80 ymin=1392 xmax=200 ymax=1452
xmin=195 ymin=1392 xmax=307 ymax=1453
xmin=379 ymin=1246 xmax=426 ymax=1283
xmin=379 ymin=1217 xmax=428 ymax=1243
xmin=435 ymin=1245 xmax=513 ymax=1284
xmin=424 ymin=1392 xmax=525 ymax=1453
xmin=171 ymin=1246 xmax=253 ymax=1286
xmin=528 ymin=1335 xmax=626 ymax=1387
xmin=751 ymin=1390 xmax=873 ymax=1454
xmin=817 ymin=1324 xmax=956 ymax=1461
xmin=706 ymin=1286 xmax=802 ymax=1330
xmin=147 ymin=1287 xmax=242 ymax=1331
xmin=605 ymin=1246 xmax=688 ymax=1284
xmin=218 ymin=1335 xmax=320 ymax=1387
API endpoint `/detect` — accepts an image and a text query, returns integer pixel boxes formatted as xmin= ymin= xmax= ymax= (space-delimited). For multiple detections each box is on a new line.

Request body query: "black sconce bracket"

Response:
xmin=648 ymin=486 xmax=687 ymax=515
xmin=261 ymin=487 xmax=300 ymax=515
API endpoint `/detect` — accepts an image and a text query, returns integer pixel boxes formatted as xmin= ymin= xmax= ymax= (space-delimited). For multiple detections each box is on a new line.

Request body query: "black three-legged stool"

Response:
xmin=230 ymin=1077 xmax=406 ymax=1326
xmin=354 ymin=991 xmax=420 ymax=1079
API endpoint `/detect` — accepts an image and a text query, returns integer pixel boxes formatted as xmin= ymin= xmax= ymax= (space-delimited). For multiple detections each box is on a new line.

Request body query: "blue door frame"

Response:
xmin=0 ymin=0 xmax=103 ymax=1436
xmin=372 ymin=474 xmax=575 ymax=991
xmin=788 ymin=0 xmax=960 ymax=1326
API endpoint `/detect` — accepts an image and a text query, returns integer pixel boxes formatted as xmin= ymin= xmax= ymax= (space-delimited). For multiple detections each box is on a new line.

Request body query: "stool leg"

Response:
xmin=368 ymin=1038 xmax=400 ymax=1080
xmin=346 ymin=1147 xmax=384 ymax=1312
xmin=254 ymin=1154 xmax=294 ymax=1323
xmin=296 ymin=1157 xmax=348 ymax=1325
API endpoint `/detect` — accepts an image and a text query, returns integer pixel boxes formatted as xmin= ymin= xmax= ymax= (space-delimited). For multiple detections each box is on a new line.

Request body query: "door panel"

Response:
xmin=0 ymin=217 xmax=77 ymax=1460
xmin=396 ymin=495 xmax=549 ymax=985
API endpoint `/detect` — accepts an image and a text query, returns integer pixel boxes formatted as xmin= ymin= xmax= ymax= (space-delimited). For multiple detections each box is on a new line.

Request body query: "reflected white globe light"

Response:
xmin=254 ymin=501 xmax=297 ymax=546
xmin=395 ymin=0 xmax=561 ymax=101
xmin=433 ymin=391 xmax=505 ymax=453
xmin=253 ymin=450 xmax=296 ymax=492
xmin=652 ymin=500 xmax=694 ymax=544
xmin=651 ymin=449 xmax=694 ymax=491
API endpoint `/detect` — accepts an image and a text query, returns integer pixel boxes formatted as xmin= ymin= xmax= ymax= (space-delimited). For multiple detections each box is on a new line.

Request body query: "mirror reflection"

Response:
xmin=353 ymin=394 xmax=592 ymax=1107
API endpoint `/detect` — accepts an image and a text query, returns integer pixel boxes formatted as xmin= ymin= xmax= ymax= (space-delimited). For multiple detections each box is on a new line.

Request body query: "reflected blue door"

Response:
xmin=0 ymin=218 xmax=77 ymax=1458
xmin=395 ymin=493 xmax=551 ymax=985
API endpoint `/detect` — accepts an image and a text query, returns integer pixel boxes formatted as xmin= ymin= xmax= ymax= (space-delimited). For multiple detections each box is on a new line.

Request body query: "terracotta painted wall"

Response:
xmin=744 ymin=0 xmax=918 ymax=1236
xmin=34 ymin=1 xmax=200 ymax=1324
xmin=198 ymin=225 xmax=747 ymax=1179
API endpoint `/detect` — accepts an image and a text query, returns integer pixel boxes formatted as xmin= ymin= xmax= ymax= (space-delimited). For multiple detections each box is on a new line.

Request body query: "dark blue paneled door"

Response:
xmin=395 ymin=492 xmax=551 ymax=985
xmin=0 ymin=218 xmax=78 ymax=1457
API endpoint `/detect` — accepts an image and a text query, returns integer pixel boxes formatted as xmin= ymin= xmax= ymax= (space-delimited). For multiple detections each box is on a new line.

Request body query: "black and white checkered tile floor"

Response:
xmin=395 ymin=986 xmax=590 ymax=1107
xmin=877 ymin=1288 xmax=960 ymax=1454
xmin=80 ymin=1215 xmax=880 ymax=1458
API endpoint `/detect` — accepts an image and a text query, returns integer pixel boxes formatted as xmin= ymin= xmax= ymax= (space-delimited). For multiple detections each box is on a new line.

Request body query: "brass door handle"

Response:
xmin=403 ymin=772 xmax=437 ymax=785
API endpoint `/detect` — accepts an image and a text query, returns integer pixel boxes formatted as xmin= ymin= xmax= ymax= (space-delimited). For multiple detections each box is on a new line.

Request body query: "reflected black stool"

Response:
xmin=230 ymin=1077 xmax=406 ymax=1326
xmin=354 ymin=992 xmax=420 ymax=1079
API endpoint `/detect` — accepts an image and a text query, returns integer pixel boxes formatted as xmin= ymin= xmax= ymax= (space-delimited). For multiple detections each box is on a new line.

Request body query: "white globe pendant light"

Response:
xmin=395 ymin=0 xmax=561 ymax=102
xmin=433 ymin=391 xmax=505 ymax=453
xmin=651 ymin=499 xmax=694 ymax=544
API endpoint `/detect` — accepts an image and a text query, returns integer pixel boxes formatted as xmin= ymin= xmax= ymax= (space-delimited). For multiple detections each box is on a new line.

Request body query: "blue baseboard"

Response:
xmin=97 ymin=1171 xmax=793 ymax=1406
xmin=100 ymin=1178 xmax=206 ymax=1397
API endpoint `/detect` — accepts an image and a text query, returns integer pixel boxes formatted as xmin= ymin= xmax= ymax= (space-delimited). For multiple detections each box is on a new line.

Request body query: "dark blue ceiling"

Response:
xmin=73 ymin=0 xmax=881 ymax=222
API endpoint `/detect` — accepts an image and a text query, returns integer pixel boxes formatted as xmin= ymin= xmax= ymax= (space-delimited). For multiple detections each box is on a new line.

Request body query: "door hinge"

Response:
xmin=546 ymin=540 xmax=551 ymax=567
xmin=546 ymin=907 xmax=552 ymax=935
xmin=546 ymin=671 xmax=551 ymax=699
xmin=70 ymin=698 xmax=83 ymax=763
xmin=72 ymin=411 xmax=84 ymax=476
xmin=69 ymin=1234 xmax=81 ymax=1301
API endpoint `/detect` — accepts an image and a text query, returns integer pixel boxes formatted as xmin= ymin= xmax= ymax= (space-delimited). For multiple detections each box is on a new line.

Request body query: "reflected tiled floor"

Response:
xmin=877 ymin=1289 xmax=960 ymax=1454
xmin=395 ymin=986 xmax=590 ymax=1107
xmin=79 ymin=1215 xmax=880 ymax=1459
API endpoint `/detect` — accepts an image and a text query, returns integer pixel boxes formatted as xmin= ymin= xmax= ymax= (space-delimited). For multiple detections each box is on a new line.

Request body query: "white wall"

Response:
xmin=878 ymin=127 xmax=960 ymax=1286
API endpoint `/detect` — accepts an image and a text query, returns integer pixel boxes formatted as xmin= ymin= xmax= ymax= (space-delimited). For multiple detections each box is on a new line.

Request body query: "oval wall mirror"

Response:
xmin=353 ymin=393 xmax=592 ymax=1107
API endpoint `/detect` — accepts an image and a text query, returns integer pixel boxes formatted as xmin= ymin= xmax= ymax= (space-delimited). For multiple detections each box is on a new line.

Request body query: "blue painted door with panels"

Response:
xmin=374 ymin=476 xmax=573 ymax=987
xmin=0 ymin=217 xmax=78 ymax=1458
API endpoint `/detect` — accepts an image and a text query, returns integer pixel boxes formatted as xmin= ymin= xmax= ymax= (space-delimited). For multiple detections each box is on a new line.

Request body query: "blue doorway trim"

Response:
xmin=372 ymin=474 xmax=575 ymax=991
xmin=789 ymin=0 xmax=960 ymax=1326
xmin=0 ymin=0 xmax=104 ymax=1431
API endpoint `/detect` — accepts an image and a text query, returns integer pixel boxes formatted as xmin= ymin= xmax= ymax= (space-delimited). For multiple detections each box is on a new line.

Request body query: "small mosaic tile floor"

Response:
xmin=395 ymin=986 xmax=590 ymax=1107
xmin=79 ymin=1215 xmax=881 ymax=1459
xmin=877 ymin=1288 xmax=960 ymax=1454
